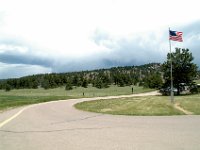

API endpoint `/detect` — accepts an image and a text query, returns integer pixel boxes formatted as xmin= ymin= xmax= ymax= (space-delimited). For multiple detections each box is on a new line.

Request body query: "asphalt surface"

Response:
xmin=0 ymin=91 xmax=200 ymax=150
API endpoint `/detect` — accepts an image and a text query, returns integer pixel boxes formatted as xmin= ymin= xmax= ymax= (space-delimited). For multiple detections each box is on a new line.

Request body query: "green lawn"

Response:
xmin=176 ymin=95 xmax=200 ymax=114
xmin=75 ymin=94 xmax=200 ymax=116
xmin=0 ymin=87 xmax=73 ymax=111
xmin=0 ymin=85 xmax=153 ymax=111
xmin=0 ymin=95 xmax=72 ymax=111
xmin=65 ymin=85 xmax=154 ymax=97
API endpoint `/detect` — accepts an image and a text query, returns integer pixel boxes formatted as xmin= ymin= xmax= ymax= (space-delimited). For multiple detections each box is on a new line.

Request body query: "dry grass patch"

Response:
xmin=75 ymin=96 xmax=185 ymax=116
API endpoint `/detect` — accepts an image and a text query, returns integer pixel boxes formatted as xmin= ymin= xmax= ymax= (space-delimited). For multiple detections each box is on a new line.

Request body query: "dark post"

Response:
xmin=132 ymin=87 xmax=133 ymax=94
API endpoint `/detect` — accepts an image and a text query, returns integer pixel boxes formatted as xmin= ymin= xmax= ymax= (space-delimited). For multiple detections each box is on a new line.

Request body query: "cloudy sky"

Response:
xmin=0 ymin=0 xmax=200 ymax=79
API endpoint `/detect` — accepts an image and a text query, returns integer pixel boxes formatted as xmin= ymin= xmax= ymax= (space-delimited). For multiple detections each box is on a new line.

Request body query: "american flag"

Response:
xmin=169 ymin=30 xmax=183 ymax=42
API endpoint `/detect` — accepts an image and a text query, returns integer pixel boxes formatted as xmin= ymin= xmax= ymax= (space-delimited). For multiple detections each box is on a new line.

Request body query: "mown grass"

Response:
xmin=0 ymin=85 xmax=153 ymax=111
xmin=75 ymin=94 xmax=200 ymax=116
xmin=0 ymin=87 xmax=73 ymax=111
xmin=0 ymin=85 xmax=152 ymax=97
xmin=0 ymin=95 xmax=73 ymax=111
xmin=65 ymin=85 xmax=154 ymax=97
xmin=176 ymin=95 xmax=200 ymax=114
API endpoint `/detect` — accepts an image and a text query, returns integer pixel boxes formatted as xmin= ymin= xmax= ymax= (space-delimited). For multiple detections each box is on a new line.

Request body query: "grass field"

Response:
xmin=0 ymin=85 xmax=153 ymax=111
xmin=176 ymin=95 xmax=200 ymax=114
xmin=0 ymin=95 xmax=72 ymax=111
xmin=65 ymin=85 xmax=154 ymax=97
xmin=75 ymin=94 xmax=200 ymax=116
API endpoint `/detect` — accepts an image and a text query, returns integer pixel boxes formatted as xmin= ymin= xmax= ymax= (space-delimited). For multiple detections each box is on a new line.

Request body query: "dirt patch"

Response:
xmin=101 ymin=108 xmax=113 ymax=112
xmin=174 ymin=103 xmax=194 ymax=115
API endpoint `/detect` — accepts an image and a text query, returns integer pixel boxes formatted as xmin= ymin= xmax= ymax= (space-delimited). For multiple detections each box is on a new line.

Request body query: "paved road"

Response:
xmin=0 ymin=91 xmax=200 ymax=150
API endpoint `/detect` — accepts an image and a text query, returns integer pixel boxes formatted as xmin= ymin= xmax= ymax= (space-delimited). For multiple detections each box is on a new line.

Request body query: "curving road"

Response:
xmin=0 ymin=91 xmax=200 ymax=150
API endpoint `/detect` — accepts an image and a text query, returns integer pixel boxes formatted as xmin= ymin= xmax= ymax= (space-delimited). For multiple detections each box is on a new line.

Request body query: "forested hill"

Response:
xmin=0 ymin=63 xmax=163 ymax=90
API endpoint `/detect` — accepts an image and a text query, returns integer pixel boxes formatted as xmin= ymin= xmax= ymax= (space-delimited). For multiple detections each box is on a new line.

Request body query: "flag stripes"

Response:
xmin=169 ymin=30 xmax=183 ymax=42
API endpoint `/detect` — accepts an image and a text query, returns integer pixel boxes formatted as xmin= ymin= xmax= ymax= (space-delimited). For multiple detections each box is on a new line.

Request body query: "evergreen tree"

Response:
xmin=162 ymin=48 xmax=198 ymax=95
xmin=143 ymin=72 xmax=163 ymax=89
xmin=5 ymin=84 xmax=12 ymax=92
xmin=65 ymin=82 xmax=73 ymax=90
xmin=82 ymin=79 xmax=88 ymax=88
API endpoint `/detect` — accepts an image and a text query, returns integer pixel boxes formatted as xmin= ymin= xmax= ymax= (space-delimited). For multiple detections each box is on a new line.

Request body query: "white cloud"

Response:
xmin=0 ymin=0 xmax=200 ymax=78
xmin=0 ymin=62 xmax=52 ymax=79
xmin=1 ymin=0 xmax=200 ymax=56
xmin=0 ymin=44 xmax=28 ymax=53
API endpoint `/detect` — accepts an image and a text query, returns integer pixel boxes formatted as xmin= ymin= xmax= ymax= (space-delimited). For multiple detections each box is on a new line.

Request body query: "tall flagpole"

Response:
xmin=169 ymin=28 xmax=174 ymax=103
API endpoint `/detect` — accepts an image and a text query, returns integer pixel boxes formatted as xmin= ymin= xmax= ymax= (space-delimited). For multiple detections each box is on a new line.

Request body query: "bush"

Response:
xmin=5 ymin=84 xmax=12 ymax=92
xmin=65 ymin=82 xmax=73 ymax=90
xmin=81 ymin=79 xmax=88 ymax=88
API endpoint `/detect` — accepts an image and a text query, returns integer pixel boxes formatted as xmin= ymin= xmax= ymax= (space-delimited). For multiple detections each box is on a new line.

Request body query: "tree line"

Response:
xmin=0 ymin=63 xmax=163 ymax=91
xmin=0 ymin=48 xmax=199 ymax=94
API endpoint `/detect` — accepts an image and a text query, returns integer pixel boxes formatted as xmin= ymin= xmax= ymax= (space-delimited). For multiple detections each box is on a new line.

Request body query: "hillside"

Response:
xmin=0 ymin=63 xmax=166 ymax=90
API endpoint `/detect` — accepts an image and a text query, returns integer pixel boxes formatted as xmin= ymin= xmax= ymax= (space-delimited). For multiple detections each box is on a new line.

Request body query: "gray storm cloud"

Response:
xmin=0 ymin=20 xmax=200 ymax=78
